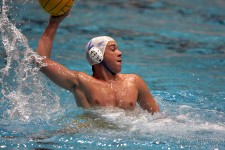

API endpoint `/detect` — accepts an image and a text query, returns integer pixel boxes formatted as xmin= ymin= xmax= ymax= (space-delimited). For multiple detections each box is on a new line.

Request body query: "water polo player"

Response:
xmin=36 ymin=13 xmax=159 ymax=114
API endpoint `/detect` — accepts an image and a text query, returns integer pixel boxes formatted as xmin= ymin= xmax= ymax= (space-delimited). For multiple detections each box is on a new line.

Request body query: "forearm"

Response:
xmin=36 ymin=22 xmax=59 ymax=59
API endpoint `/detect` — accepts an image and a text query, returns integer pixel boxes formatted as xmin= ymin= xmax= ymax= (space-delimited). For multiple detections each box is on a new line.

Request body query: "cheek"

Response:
xmin=104 ymin=53 xmax=114 ymax=62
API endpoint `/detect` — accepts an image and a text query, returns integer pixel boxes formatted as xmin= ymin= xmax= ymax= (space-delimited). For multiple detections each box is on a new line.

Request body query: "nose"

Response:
xmin=117 ymin=49 xmax=122 ymax=57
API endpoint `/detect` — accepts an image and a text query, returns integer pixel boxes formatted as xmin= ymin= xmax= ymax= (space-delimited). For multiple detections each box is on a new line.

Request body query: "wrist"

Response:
xmin=48 ymin=21 xmax=60 ymax=28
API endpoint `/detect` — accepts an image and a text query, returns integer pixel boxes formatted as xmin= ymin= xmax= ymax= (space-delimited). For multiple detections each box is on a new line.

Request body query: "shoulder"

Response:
xmin=67 ymin=71 xmax=92 ymax=88
xmin=75 ymin=72 xmax=93 ymax=81
xmin=119 ymin=73 xmax=143 ymax=84
xmin=120 ymin=74 xmax=148 ymax=90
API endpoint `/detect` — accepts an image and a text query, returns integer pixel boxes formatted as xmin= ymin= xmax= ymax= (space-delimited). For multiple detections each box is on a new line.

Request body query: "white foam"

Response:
xmin=0 ymin=0 xmax=63 ymax=123
xmin=90 ymin=99 xmax=225 ymax=141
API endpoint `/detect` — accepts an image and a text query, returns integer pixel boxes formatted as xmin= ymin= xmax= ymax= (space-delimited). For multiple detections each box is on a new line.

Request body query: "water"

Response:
xmin=0 ymin=0 xmax=225 ymax=149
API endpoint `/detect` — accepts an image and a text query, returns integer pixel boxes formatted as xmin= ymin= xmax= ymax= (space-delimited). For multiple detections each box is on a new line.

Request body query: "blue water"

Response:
xmin=1 ymin=0 xmax=225 ymax=149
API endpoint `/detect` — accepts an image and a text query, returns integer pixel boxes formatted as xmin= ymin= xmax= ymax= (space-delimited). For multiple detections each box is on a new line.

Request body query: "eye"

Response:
xmin=110 ymin=46 xmax=115 ymax=51
xmin=110 ymin=45 xmax=117 ymax=51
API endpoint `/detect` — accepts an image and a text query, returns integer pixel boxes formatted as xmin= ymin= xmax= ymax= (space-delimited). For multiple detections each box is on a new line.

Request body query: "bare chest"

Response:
xmin=85 ymin=81 xmax=138 ymax=110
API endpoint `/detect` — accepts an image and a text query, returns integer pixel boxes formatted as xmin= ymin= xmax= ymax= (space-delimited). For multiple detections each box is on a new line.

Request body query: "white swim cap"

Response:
xmin=85 ymin=36 xmax=115 ymax=66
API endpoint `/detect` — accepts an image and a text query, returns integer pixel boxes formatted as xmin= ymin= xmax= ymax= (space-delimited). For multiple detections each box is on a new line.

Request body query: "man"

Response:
xmin=36 ymin=13 xmax=159 ymax=114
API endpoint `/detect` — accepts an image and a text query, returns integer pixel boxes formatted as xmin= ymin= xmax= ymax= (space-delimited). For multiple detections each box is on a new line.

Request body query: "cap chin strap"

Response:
xmin=101 ymin=61 xmax=116 ymax=75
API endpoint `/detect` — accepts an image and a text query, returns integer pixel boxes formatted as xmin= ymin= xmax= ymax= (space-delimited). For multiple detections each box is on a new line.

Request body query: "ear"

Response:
xmin=88 ymin=47 xmax=103 ymax=64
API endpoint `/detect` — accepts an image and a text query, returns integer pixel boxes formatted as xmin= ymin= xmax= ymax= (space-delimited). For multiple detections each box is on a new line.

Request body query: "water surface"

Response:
xmin=0 ymin=0 xmax=225 ymax=149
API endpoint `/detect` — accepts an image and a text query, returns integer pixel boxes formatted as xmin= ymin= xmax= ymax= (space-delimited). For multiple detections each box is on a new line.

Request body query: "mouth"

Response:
xmin=117 ymin=60 xmax=122 ymax=63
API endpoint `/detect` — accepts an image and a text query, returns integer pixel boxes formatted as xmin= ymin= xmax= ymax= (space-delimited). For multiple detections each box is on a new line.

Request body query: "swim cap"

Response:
xmin=85 ymin=36 xmax=115 ymax=66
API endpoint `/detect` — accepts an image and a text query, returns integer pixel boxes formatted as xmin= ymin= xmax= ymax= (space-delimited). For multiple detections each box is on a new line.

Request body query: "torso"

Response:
xmin=72 ymin=73 xmax=138 ymax=110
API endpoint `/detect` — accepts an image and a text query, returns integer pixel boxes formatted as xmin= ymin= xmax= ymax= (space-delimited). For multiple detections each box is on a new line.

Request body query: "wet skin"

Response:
xmin=73 ymin=72 xmax=139 ymax=110
xmin=36 ymin=14 xmax=159 ymax=114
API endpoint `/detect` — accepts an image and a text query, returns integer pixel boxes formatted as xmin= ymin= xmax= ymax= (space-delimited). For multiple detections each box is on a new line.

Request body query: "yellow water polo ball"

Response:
xmin=38 ymin=0 xmax=75 ymax=16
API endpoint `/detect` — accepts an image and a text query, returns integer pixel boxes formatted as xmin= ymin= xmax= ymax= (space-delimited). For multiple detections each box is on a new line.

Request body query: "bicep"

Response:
xmin=40 ymin=58 xmax=78 ymax=91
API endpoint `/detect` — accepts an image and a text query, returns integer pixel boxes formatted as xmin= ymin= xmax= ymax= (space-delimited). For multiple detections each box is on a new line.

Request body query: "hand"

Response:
xmin=49 ymin=12 xmax=69 ymax=24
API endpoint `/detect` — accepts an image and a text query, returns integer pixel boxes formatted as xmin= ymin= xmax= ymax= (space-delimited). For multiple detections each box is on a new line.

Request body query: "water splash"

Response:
xmin=0 ymin=0 xmax=62 ymax=123
xmin=88 ymin=99 xmax=225 ymax=148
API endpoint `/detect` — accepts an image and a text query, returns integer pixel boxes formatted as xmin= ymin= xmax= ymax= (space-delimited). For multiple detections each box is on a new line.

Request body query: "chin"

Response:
xmin=115 ymin=68 xmax=122 ymax=74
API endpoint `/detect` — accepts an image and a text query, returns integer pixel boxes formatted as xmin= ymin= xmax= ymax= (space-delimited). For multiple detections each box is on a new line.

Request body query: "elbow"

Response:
xmin=34 ymin=55 xmax=50 ymax=73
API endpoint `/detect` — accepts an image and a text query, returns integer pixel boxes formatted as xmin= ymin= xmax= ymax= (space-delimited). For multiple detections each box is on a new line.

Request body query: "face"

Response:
xmin=103 ymin=41 xmax=122 ymax=74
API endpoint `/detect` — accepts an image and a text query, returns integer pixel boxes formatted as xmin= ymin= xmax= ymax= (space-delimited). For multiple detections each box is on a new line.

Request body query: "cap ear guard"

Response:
xmin=88 ymin=47 xmax=104 ymax=64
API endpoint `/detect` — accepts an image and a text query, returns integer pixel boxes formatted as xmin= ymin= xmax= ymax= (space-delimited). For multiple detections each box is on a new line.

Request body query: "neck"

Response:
xmin=92 ymin=63 xmax=118 ymax=82
xmin=102 ymin=61 xmax=116 ymax=76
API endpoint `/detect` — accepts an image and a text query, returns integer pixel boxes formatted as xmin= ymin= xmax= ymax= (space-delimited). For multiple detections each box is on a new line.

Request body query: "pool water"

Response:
xmin=0 ymin=0 xmax=225 ymax=149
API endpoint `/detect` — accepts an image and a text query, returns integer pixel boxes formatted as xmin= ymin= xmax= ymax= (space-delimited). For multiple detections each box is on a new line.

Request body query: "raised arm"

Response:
xmin=36 ymin=14 xmax=78 ymax=91
xmin=135 ymin=75 xmax=159 ymax=114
